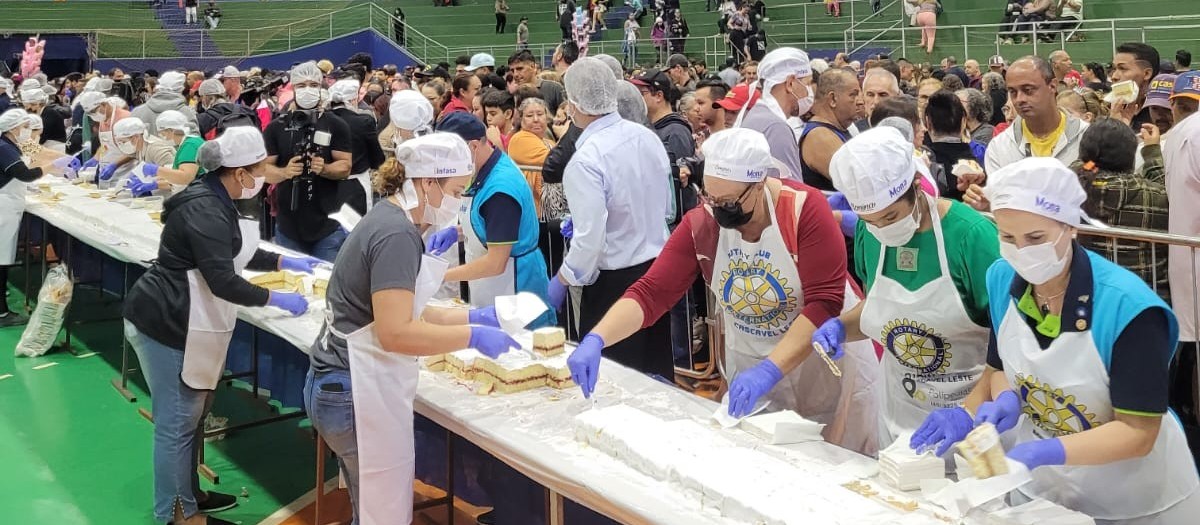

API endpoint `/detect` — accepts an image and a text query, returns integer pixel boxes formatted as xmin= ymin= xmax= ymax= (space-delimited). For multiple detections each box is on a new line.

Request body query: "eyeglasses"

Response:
xmin=700 ymin=185 xmax=754 ymax=208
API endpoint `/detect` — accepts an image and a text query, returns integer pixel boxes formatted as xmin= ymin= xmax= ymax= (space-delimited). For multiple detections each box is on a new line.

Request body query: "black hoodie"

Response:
xmin=123 ymin=175 xmax=280 ymax=350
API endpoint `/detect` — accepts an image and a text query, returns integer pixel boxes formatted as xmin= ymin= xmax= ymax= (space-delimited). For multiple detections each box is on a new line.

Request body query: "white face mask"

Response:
xmin=238 ymin=171 xmax=266 ymax=200
xmin=91 ymin=110 xmax=108 ymax=123
xmin=866 ymin=195 xmax=922 ymax=247
xmin=295 ymin=87 xmax=322 ymax=109
xmin=1000 ymin=228 xmax=1070 ymax=285
xmin=793 ymin=83 xmax=815 ymax=116
xmin=116 ymin=139 xmax=137 ymax=156
xmin=421 ymin=180 xmax=461 ymax=227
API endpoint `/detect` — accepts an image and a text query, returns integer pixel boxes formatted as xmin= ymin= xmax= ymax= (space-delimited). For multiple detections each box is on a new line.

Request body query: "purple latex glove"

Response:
xmin=567 ymin=333 xmax=605 ymax=398
xmin=140 ymin=163 xmax=160 ymax=178
xmin=126 ymin=176 xmax=158 ymax=197
xmin=280 ymin=255 xmax=323 ymax=274
xmin=910 ymin=407 xmax=974 ymax=456
xmin=826 ymin=192 xmax=858 ymax=237
xmin=468 ymin=325 xmax=521 ymax=358
xmin=546 ymin=275 xmax=567 ymax=310
xmin=468 ymin=306 xmax=500 ymax=328
xmin=426 ymin=226 xmax=459 ymax=255
xmin=81 ymin=157 xmax=99 ymax=171
xmin=975 ymin=390 xmax=1022 ymax=433
xmin=53 ymin=156 xmax=82 ymax=179
xmin=98 ymin=162 xmax=119 ymax=181
xmin=267 ymin=291 xmax=309 ymax=316
xmin=728 ymin=359 xmax=785 ymax=418
xmin=812 ymin=317 xmax=846 ymax=360
xmin=1008 ymin=438 xmax=1066 ymax=470
xmin=560 ymin=217 xmax=574 ymax=239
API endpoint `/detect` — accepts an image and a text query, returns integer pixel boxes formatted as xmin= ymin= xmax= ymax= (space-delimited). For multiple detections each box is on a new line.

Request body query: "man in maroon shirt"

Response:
xmin=567 ymin=128 xmax=880 ymax=454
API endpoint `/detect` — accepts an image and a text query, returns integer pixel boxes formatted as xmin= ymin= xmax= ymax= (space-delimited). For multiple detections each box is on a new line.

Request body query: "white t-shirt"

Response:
xmin=625 ymin=20 xmax=640 ymax=41
xmin=1164 ymin=111 xmax=1200 ymax=341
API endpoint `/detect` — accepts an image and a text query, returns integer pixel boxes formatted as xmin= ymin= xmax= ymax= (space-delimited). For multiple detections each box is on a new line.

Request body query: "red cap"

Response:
xmin=716 ymin=83 xmax=762 ymax=111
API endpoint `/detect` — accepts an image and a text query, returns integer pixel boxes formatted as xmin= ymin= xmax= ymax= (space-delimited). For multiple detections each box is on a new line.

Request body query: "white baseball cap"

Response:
xmin=464 ymin=53 xmax=495 ymax=72
xmin=829 ymin=126 xmax=919 ymax=214
xmin=389 ymin=89 xmax=434 ymax=132
xmin=701 ymin=128 xmax=787 ymax=183
xmin=329 ymin=79 xmax=360 ymax=104
xmin=216 ymin=126 xmax=268 ymax=167
xmin=155 ymin=110 xmax=190 ymax=133
xmin=113 ymin=117 xmax=148 ymax=139
xmin=0 ymin=109 xmax=29 ymax=133
xmin=757 ymin=48 xmax=812 ymax=91
xmin=395 ymin=132 xmax=474 ymax=179
xmin=984 ymin=157 xmax=1086 ymax=225
xmin=157 ymin=71 xmax=187 ymax=93
xmin=218 ymin=65 xmax=248 ymax=79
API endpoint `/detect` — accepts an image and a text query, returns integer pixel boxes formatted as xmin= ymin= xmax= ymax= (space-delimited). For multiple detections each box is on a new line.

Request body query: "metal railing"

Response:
xmin=445 ymin=34 xmax=727 ymax=70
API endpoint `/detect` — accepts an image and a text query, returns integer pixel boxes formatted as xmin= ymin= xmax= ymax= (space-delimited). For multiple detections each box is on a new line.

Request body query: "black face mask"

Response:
xmin=710 ymin=185 xmax=755 ymax=229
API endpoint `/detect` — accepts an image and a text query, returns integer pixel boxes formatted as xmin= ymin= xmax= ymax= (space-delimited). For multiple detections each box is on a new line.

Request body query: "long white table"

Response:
xmin=21 ymin=177 xmax=1056 ymax=525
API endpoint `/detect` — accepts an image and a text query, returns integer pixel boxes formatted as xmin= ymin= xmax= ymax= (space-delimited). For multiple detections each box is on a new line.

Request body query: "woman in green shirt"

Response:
xmin=812 ymin=126 xmax=1002 ymax=452
xmin=154 ymin=110 xmax=204 ymax=191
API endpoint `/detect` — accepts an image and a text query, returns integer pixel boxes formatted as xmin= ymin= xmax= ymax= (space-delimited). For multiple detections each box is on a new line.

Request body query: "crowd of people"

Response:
xmin=4 ymin=9 xmax=1200 ymax=522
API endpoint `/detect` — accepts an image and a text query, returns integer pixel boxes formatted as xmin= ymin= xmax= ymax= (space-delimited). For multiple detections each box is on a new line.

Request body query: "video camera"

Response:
xmin=285 ymin=109 xmax=332 ymax=211
xmin=238 ymin=72 xmax=287 ymax=106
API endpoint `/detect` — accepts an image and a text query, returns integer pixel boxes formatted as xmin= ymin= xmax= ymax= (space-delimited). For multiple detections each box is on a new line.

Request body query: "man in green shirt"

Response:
xmin=154 ymin=110 xmax=204 ymax=191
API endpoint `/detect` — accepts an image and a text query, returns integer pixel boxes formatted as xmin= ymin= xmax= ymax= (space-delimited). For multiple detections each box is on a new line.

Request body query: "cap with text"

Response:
xmin=829 ymin=126 xmax=919 ymax=214
xmin=984 ymin=157 xmax=1086 ymax=225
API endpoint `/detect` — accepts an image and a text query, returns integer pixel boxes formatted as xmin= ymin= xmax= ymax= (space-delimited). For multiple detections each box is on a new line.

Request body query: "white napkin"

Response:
xmin=329 ymin=204 xmax=363 ymax=233
xmin=711 ymin=392 xmax=771 ymax=429
xmin=985 ymin=498 xmax=1096 ymax=525
xmin=494 ymin=292 xmax=549 ymax=336
xmin=926 ymin=458 xmax=1033 ymax=518
xmin=740 ymin=410 xmax=825 ymax=444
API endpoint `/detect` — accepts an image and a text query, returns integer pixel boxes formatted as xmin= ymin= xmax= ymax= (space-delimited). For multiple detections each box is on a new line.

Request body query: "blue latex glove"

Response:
xmin=468 ymin=325 xmax=521 ymax=358
xmin=975 ymin=390 xmax=1022 ymax=433
xmin=560 ymin=217 xmax=574 ymax=240
xmin=546 ymin=276 xmax=567 ymax=310
xmin=280 ymin=255 xmax=324 ymax=274
xmin=267 ymin=291 xmax=309 ymax=316
xmin=54 ymin=156 xmax=82 ymax=179
xmin=468 ymin=305 xmax=500 ymax=328
xmin=910 ymin=407 xmax=974 ymax=456
xmin=827 ymin=192 xmax=852 ymax=211
xmin=812 ymin=317 xmax=846 ymax=360
xmin=98 ymin=162 xmax=119 ymax=181
xmin=1007 ymin=438 xmax=1066 ymax=471
xmin=728 ymin=359 xmax=785 ymax=418
xmin=567 ymin=333 xmax=605 ymax=398
xmin=81 ymin=157 xmax=99 ymax=171
xmin=426 ymin=226 xmax=459 ymax=255
xmin=836 ymin=210 xmax=858 ymax=238
xmin=140 ymin=163 xmax=160 ymax=178
xmin=125 ymin=176 xmax=158 ymax=197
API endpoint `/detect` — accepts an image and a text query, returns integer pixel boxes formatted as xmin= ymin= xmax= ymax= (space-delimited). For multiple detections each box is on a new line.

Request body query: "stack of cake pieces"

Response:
xmin=248 ymin=271 xmax=302 ymax=293
xmin=878 ymin=438 xmax=946 ymax=491
xmin=423 ymin=327 xmax=573 ymax=394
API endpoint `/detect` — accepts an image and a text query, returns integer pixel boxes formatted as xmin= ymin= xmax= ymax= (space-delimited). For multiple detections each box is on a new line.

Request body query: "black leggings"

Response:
xmin=0 ymin=266 xmax=10 ymax=314
xmin=496 ymin=13 xmax=507 ymax=33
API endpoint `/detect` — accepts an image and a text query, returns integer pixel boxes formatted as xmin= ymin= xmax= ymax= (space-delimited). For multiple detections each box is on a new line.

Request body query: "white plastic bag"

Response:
xmin=16 ymin=265 xmax=73 ymax=357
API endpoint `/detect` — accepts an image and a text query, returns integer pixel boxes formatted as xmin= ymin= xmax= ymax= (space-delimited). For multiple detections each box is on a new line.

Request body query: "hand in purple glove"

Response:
xmin=53 ymin=156 xmax=82 ymax=179
xmin=728 ymin=359 xmax=784 ymax=418
xmin=560 ymin=217 xmax=574 ymax=240
xmin=267 ymin=291 xmax=309 ymax=316
xmin=125 ymin=176 xmax=158 ymax=197
xmin=812 ymin=317 xmax=846 ymax=360
xmin=910 ymin=407 xmax=974 ymax=456
xmin=468 ymin=325 xmax=520 ymax=358
xmin=567 ymin=333 xmax=605 ymax=398
xmin=975 ymin=390 xmax=1022 ymax=433
xmin=826 ymin=192 xmax=858 ymax=237
xmin=280 ymin=255 xmax=324 ymax=274
xmin=98 ymin=162 xmax=119 ymax=181
xmin=468 ymin=305 xmax=500 ymax=328
xmin=139 ymin=163 xmax=160 ymax=178
xmin=1007 ymin=438 xmax=1066 ymax=471
xmin=426 ymin=226 xmax=459 ymax=255
xmin=827 ymin=192 xmax=851 ymax=211
xmin=546 ymin=275 xmax=567 ymax=310
xmin=81 ymin=157 xmax=99 ymax=171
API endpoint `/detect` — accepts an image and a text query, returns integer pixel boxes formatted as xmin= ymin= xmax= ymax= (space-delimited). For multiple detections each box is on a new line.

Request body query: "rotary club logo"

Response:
xmin=882 ymin=319 xmax=952 ymax=374
xmin=720 ymin=258 xmax=796 ymax=331
xmin=1015 ymin=374 xmax=1099 ymax=437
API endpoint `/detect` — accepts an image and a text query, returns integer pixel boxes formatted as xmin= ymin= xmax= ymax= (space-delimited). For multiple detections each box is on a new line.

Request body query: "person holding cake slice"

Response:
xmin=810 ymin=126 xmax=1003 ymax=453
xmin=567 ymin=128 xmax=881 ymax=455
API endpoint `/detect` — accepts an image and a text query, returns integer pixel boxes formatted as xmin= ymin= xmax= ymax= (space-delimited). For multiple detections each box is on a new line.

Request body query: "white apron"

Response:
xmin=997 ymin=300 xmax=1199 ymax=522
xmin=0 ymin=176 xmax=27 ymax=266
xmin=710 ymin=187 xmax=878 ymax=453
xmin=180 ymin=218 xmax=259 ymax=390
xmin=858 ymin=195 xmax=990 ymax=449
xmin=345 ymin=252 xmax=448 ymax=525
xmin=460 ymin=196 xmax=515 ymax=307
xmin=351 ymin=170 xmax=374 ymax=213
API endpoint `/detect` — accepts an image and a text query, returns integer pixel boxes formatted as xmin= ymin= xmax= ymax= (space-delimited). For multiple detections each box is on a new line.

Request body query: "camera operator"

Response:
xmin=196 ymin=78 xmax=260 ymax=139
xmin=329 ymin=78 xmax=384 ymax=215
xmin=262 ymin=61 xmax=353 ymax=261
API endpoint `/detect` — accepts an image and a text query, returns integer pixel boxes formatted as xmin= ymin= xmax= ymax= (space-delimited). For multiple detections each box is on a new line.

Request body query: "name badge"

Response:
xmin=896 ymin=247 xmax=918 ymax=272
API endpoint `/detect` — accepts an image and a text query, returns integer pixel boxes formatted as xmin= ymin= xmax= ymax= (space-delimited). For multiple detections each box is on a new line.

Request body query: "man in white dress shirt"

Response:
xmin=546 ymin=57 xmax=676 ymax=379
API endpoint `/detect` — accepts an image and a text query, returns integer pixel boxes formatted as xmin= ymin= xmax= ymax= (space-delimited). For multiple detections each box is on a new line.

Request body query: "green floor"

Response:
xmin=0 ymin=271 xmax=322 ymax=524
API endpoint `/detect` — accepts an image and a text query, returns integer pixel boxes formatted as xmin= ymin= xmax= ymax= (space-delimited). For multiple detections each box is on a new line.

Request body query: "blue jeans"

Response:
xmin=304 ymin=368 xmax=360 ymax=525
xmin=274 ymin=226 xmax=348 ymax=263
xmin=125 ymin=321 xmax=214 ymax=523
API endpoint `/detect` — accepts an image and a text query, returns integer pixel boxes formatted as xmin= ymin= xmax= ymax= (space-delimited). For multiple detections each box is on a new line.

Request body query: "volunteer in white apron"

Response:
xmin=152 ymin=109 xmax=206 ymax=192
xmin=305 ymin=132 xmax=520 ymax=525
xmin=432 ymin=112 xmax=555 ymax=328
xmin=566 ymin=128 xmax=879 ymax=454
xmin=812 ymin=126 xmax=1001 ymax=453
xmin=123 ymin=127 xmax=315 ymax=525
xmin=918 ymin=158 xmax=1200 ymax=524
xmin=0 ymin=109 xmax=51 ymax=327
xmin=98 ymin=117 xmax=178 ymax=195
xmin=81 ymin=95 xmax=130 ymax=168
xmin=329 ymin=79 xmax=385 ymax=215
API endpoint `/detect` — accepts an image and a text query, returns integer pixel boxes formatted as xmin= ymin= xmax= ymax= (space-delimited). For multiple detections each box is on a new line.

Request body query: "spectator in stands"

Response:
xmin=516 ymin=16 xmax=530 ymax=51
xmin=393 ymin=8 xmax=407 ymax=46
xmin=1050 ymin=0 xmax=1083 ymax=42
xmin=261 ymin=62 xmax=353 ymax=261
xmin=859 ymin=67 xmax=902 ymax=133
xmin=964 ymin=59 xmax=983 ymax=89
xmin=482 ymin=89 xmax=516 ymax=151
xmin=667 ymin=54 xmax=696 ymax=93
xmin=442 ymin=73 xmax=480 ymax=122
xmin=572 ymin=6 xmax=591 ymax=56
xmin=909 ymin=0 xmax=939 ymax=54
xmin=745 ymin=29 xmax=768 ymax=62
xmin=942 ymin=56 xmax=970 ymax=86
xmin=454 ymin=56 xmax=471 ymax=75
xmin=204 ymin=1 xmax=222 ymax=30
xmin=1176 ymin=49 xmax=1192 ymax=73
xmin=131 ymin=71 xmax=197 ymax=136
xmin=984 ymin=56 xmax=1087 ymax=173
xmin=465 ymin=53 xmax=496 ymax=79
xmin=718 ymin=57 xmax=740 ymax=88
xmin=924 ymin=90 xmax=974 ymax=199
xmin=833 ymin=52 xmax=849 ymax=69
xmin=509 ymin=51 xmax=567 ymax=114
xmin=328 ymin=80 xmax=384 ymax=215
xmin=1081 ymin=61 xmax=1109 ymax=91
xmin=1110 ymin=43 xmax=1160 ymax=131
xmin=1049 ymin=50 xmax=1074 ymax=92
xmin=799 ymin=68 xmax=860 ymax=191
xmin=184 ymin=0 xmax=199 ymax=25
xmin=495 ymin=0 xmax=511 ymax=34
xmin=742 ymin=48 xmax=812 ymax=182
xmin=623 ymin=13 xmax=641 ymax=68
xmin=998 ymin=1 xmax=1024 ymax=45
xmin=958 ymin=88 xmax=995 ymax=145
xmin=196 ymin=79 xmax=259 ymax=140
xmin=669 ymin=9 xmax=690 ymax=55
xmin=507 ymin=97 xmax=557 ymax=216
xmin=727 ymin=4 xmax=753 ymax=62
xmin=826 ymin=0 xmax=841 ymax=17
xmin=741 ymin=60 xmax=759 ymax=85
xmin=917 ymin=77 xmax=943 ymax=119
xmin=421 ymin=78 xmax=450 ymax=121
xmin=1010 ymin=0 xmax=1051 ymax=44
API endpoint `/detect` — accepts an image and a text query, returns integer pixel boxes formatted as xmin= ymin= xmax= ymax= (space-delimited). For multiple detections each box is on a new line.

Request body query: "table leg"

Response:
xmin=545 ymin=488 xmax=565 ymax=525
xmin=112 ymin=264 xmax=137 ymax=402
xmin=60 ymin=237 xmax=78 ymax=356
xmin=21 ymin=214 xmax=31 ymax=313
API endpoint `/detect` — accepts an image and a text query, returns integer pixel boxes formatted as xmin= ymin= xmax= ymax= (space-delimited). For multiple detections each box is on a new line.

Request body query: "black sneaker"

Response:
xmin=196 ymin=491 xmax=238 ymax=513
xmin=205 ymin=517 xmax=237 ymax=525
xmin=476 ymin=510 xmax=496 ymax=525
xmin=0 ymin=311 xmax=28 ymax=328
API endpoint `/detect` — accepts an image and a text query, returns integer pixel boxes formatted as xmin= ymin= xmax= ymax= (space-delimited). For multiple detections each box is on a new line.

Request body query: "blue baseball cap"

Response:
xmin=435 ymin=111 xmax=487 ymax=142
xmin=1172 ymin=70 xmax=1200 ymax=102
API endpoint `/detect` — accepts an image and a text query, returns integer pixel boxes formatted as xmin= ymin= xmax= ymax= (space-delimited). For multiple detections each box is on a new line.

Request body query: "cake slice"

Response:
xmin=312 ymin=278 xmax=329 ymax=299
xmin=444 ymin=349 xmax=483 ymax=381
xmin=957 ymin=423 xmax=1009 ymax=479
xmin=249 ymin=271 xmax=302 ymax=292
xmin=532 ymin=326 xmax=566 ymax=357
xmin=474 ymin=358 xmax=548 ymax=394
xmin=423 ymin=354 xmax=447 ymax=372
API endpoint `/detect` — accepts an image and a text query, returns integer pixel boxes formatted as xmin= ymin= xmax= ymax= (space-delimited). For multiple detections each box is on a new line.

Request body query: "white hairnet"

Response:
xmin=291 ymin=61 xmax=325 ymax=85
xmin=75 ymin=91 xmax=106 ymax=112
xmin=0 ymin=109 xmax=30 ymax=133
xmin=758 ymin=47 xmax=812 ymax=93
xmin=85 ymin=77 xmax=113 ymax=94
xmin=876 ymin=116 xmax=914 ymax=142
xmin=155 ymin=110 xmax=190 ymax=133
xmin=389 ymin=89 xmax=434 ymax=132
xmin=25 ymin=113 xmax=43 ymax=130
xmin=593 ymin=54 xmax=624 ymax=80
xmin=198 ymin=78 xmax=226 ymax=97
xmin=20 ymin=88 xmax=48 ymax=104
xmin=564 ymin=58 xmax=619 ymax=116
xmin=197 ymin=126 xmax=268 ymax=171
xmin=984 ymin=157 xmax=1087 ymax=225
xmin=113 ymin=117 xmax=148 ymax=139
xmin=105 ymin=96 xmax=127 ymax=110
xmin=157 ymin=71 xmax=186 ymax=93
xmin=329 ymin=79 xmax=359 ymax=104
xmin=19 ymin=79 xmax=41 ymax=93
xmin=615 ymin=81 xmax=647 ymax=126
